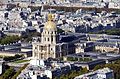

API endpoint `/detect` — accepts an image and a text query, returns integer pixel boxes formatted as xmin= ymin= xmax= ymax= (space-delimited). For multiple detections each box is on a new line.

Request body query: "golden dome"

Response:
xmin=44 ymin=14 xmax=56 ymax=30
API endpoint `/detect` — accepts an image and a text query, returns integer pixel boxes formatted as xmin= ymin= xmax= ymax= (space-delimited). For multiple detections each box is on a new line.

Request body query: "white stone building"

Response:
xmin=32 ymin=14 xmax=69 ymax=60
xmin=75 ymin=67 xmax=114 ymax=79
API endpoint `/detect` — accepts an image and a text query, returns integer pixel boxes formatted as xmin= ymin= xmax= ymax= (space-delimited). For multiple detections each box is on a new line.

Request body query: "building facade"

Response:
xmin=32 ymin=14 xmax=68 ymax=59
xmin=74 ymin=67 xmax=114 ymax=79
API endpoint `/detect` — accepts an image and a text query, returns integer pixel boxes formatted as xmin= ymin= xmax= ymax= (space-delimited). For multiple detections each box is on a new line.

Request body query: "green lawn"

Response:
xmin=13 ymin=60 xmax=30 ymax=63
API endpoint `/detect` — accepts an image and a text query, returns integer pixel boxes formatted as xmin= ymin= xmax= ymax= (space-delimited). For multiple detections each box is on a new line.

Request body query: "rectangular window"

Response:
xmin=51 ymin=37 xmax=53 ymax=42
xmin=48 ymin=38 xmax=49 ymax=41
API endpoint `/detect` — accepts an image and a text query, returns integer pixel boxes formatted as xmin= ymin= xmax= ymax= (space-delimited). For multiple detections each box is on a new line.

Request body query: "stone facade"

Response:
xmin=32 ymin=14 xmax=68 ymax=59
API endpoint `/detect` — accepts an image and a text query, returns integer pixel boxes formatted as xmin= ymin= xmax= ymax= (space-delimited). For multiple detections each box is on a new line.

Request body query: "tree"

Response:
xmin=12 ymin=64 xmax=29 ymax=79
xmin=57 ymin=28 xmax=64 ymax=34
xmin=93 ymin=64 xmax=104 ymax=71
xmin=89 ymin=28 xmax=120 ymax=36
xmin=55 ymin=67 xmax=88 ymax=79
xmin=93 ymin=60 xmax=120 ymax=79
xmin=0 ymin=67 xmax=15 ymax=79
xmin=0 ymin=35 xmax=20 ymax=45
xmin=21 ymin=32 xmax=41 ymax=42
xmin=81 ymin=67 xmax=88 ymax=74
xmin=3 ymin=54 xmax=23 ymax=61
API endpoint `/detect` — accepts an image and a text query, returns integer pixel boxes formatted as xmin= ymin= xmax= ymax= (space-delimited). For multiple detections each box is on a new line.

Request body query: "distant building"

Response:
xmin=95 ymin=42 xmax=120 ymax=53
xmin=75 ymin=41 xmax=95 ymax=53
xmin=32 ymin=14 xmax=70 ymax=59
xmin=3 ymin=31 xmax=24 ymax=37
xmin=17 ymin=59 xmax=79 ymax=79
xmin=64 ymin=52 xmax=120 ymax=70
xmin=74 ymin=67 xmax=114 ymax=79
xmin=0 ymin=43 xmax=32 ymax=57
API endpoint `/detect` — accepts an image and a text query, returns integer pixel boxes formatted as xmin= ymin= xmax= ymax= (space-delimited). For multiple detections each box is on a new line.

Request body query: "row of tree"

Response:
xmin=55 ymin=60 xmax=120 ymax=79
xmin=44 ymin=5 xmax=120 ymax=13
xmin=54 ymin=67 xmax=88 ymax=79
xmin=3 ymin=54 xmax=23 ymax=61
xmin=0 ymin=35 xmax=20 ymax=45
xmin=90 ymin=28 xmax=120 ymax=35
xmin=21 ymin=31 xmax=40 ymax=42
xmin=0 ymin=64 xmax=28 ymax=79
xmin=12 ymin=64 xmax=29 ymax=79
xmin=94 ymin=60 xmax=120 ymax=79
xmin=0 ymin=67 xmax=15 ymax=79
xmin=67 ymin=57 xmax=92 ymax=62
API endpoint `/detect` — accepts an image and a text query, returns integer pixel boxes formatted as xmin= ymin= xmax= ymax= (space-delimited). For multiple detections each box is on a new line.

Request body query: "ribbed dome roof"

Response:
xmin=44 ymin=14 xmax=56 ymax=30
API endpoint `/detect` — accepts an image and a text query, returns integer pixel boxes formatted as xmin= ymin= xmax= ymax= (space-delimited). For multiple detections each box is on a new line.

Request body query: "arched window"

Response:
xmin=55 ymin=31 xmax=57 ymax=34
xmin=35 ymin=47 xmax=37 ymax=49
xmin=51 ymin=36 xmax=53 ymax=42
xmin=51 ymin=31 xmax=53 ymax=34
xmin=48 ymin=38 xmax=49 ymax=41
